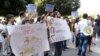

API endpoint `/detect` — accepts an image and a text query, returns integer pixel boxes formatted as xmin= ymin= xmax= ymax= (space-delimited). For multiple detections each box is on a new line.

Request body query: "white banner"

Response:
xmin=7 ymin=23 xmax=49 ymax=56
xmin=49 ymin=18 xmax=71 ymax=43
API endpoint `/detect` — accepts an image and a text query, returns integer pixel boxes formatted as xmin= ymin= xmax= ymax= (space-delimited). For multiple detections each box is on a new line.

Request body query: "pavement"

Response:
xmin=62 ymin=37 xmax=100 ymax=56
xmin=0 ymin=37 xmax=100 ymax=56
xmin=62 ymin=49 xmax=100 ymax=56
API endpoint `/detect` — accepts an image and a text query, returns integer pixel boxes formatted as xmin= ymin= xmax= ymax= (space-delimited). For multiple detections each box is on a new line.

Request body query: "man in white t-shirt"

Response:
xmin=77 ymin=14 xmax=90 ymax=56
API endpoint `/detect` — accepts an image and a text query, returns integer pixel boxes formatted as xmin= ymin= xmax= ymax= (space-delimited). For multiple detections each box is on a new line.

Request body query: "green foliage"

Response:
xmin=0 ymin=0 xmax=80 ymax=16
xmin=71 ymin=0 xmax=80 ymax=11
xmin=31 ymin=0 xmax=72 ymax=15
xmin=0 ymin=0 xmax=27 ymax=16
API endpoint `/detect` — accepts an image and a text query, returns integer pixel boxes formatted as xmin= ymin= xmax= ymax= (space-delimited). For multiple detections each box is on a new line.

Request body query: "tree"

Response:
xmin=31 ymin=0 xmax=72 ymax=15
xmin=0 ymin=0 xmax=27 ymax=16
xmin=0 ymin=0 xmax=80 ymax=16
xmin=71 ymin=0 xmax=80 ymax=11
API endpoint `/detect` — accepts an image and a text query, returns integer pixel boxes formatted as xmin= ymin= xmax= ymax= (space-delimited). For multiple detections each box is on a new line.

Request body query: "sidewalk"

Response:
xmin=62 ymin=38 xmax=100 ymax=56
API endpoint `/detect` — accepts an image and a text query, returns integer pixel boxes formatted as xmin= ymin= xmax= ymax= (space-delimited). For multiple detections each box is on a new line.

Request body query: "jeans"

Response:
xmin=54 ymin=41 xmax=63 ymax=56
xmin=96 ymin=26 xmax=100 ymax=36
xmin=78 ymin=33 xmax=88 ymax=56
xmin=0 ymin=42 xmax=2 ymax=52
xmin=48 ymin=43 xmax=55 ymax=56
xmin=75 ymin=36 xmax=80 ymax=47
xmin=62 ymin=40 xmax=67 ymax=49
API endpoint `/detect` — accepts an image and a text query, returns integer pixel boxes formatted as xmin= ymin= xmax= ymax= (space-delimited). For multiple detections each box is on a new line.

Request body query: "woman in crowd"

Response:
xmin=74 ymin=17 xmax=80 ymax=48
xmin=3 ymin=14 xmax=15 ymax=56
xmin=87 ymin=16 xmax=95 ymax=52
xmin=69 ymin=18 xmax=75 ymax=44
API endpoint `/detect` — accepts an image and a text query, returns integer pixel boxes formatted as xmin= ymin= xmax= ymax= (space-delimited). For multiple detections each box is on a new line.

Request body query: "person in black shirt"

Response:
xmin=95 ymin=15 xmax=100 ymax=37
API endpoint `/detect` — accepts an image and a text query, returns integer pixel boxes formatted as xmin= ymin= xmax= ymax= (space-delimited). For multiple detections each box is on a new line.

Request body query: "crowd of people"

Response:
xmin=0 ymin=10 xmax=100 ymax=56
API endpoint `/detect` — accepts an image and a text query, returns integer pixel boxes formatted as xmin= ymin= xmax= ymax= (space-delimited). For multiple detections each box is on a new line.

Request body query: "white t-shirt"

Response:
xmin=77 ymin=19 xmax=90 ymax=34
xmin=0 ymin=24 xmax=5 ymax=42
xmin=16 ymin=19 xmax=22 ymax=25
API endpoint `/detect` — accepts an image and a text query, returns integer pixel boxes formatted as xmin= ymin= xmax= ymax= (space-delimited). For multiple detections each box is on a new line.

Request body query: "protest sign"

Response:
xmin=49 ymin=18 xmax=71 ymax=43
xmin=45 ymin=4 xmax=55 ymax=12
xmin=26 ymin=4 xmax=37 ymax=14
xmin=71 ymin=11 xmax=78 ymax=19
xmin=7 ymin=23 xmax=49 ymax=56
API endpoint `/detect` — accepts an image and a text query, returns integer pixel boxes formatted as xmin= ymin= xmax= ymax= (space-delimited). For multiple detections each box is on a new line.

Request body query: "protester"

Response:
xmin=61 ymin=16 xmax=71 ymax=50
xmin=51 ymin=11 xmax=63 ymax=56
xmin=16 ymin=11 xmax=27 ymax=25
xmin=87 ymin=16 xmax=95 ymax=52
xmin=44 ymin=11 xmax=63 ymax=56
xmin=68 ymin=19 xmax=75 ymax=44
xmin=43 ymin=12 xmax=56 ymax=56
xmin=19 ymin=11 xmax=46 ymax=56
xmin=2 ymin=14 xmax=15 ymax=56
xmin=74 ymin=17 xmax=80 ymax=47
xmin=77 ymin=13 xmax=90 ymax=56
xmin=95 ymin=15 xmax=100 ymax=38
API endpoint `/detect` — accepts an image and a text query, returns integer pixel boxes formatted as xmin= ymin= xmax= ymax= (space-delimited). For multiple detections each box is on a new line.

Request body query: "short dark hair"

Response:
xmin=83 ymin=13 xmax=88 ymax=19
xmin=19 ymin=11 xmax=25 ymax=17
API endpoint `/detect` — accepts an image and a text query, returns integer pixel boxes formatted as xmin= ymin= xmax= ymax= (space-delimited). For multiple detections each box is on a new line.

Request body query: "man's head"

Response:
xmin=19 ymin=11 xmax=26 ymax=19
xmin=97 ymin=15 xmax=100 ymax=19
xmin=53 ymin=11 xmax=61 ymax=18
xmin=83 ymin=13 xmax=88 ymax=19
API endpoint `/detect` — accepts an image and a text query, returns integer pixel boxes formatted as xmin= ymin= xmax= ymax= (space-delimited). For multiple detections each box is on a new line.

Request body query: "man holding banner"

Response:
xmin=48 ymin=11 xmax=71 ymax=56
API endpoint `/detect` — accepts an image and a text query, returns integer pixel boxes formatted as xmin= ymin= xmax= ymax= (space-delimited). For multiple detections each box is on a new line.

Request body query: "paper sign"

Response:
xmin=49 ymin=18 xmax=71 ymax=43
xmin=7 ymin=23 xmax=49 ymax=56
xmin=26 ymin=4 xmax=37 ymax=13
xmin=45 ymin=4 xmax=55 ymax=12
xmin=71 ymin=11 xmax=78 ymax=19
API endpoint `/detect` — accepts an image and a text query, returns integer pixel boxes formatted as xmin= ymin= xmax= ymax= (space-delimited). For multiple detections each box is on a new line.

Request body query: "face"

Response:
xmin=50 ymin=13 xmax=54 ymax=16
xmin=57 ymin=12 xmax=61 ymax=18
xmin=9 ymin=17 xmax=15 ymax=23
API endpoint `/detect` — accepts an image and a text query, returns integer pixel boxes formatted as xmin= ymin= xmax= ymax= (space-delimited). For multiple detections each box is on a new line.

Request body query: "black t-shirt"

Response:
xmin=95 ymin=19 xmax=100 ymax=26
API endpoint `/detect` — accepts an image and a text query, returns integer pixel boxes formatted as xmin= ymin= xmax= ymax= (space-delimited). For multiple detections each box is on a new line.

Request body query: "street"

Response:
xmin=62 ymin=37 xmax=100 ymax=56
xmin=0 ymin=38 xmax=100 ymax=56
